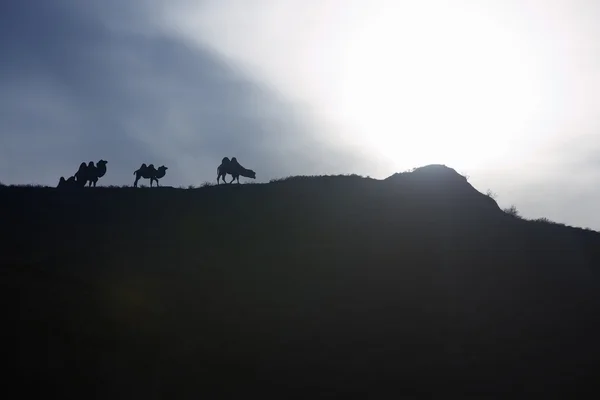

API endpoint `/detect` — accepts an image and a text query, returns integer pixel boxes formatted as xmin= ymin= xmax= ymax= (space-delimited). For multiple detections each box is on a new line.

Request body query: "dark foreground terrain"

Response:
xmin=2 ymin=165 xmax=600 ymax=397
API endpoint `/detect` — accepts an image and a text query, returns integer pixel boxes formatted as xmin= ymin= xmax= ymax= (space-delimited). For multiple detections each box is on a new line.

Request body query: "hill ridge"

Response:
xmin=3 ymin=163 xmax=600 ymax=396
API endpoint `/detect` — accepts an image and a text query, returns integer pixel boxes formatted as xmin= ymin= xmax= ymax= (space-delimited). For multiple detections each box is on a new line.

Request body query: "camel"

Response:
xmin=217 ymin=157 xmax=256 ymax=184
xmin=71 ymin=160 xmax=108 ymax=187
xmin=57 ymin=176 xmax=77 ymax=188
xmin=133 ymin=163 xmax=168 ymax=187
xmin=87 ymin=159 xmax=107 ymax=187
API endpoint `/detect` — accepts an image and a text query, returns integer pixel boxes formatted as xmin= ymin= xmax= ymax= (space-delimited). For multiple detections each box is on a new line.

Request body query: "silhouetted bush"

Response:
xmin=530 ymin=217 xmax=567 ymax=227
xmin=485 ymin=189 xmax=498 ymax=200
xmin=10 ymin=184 xmax=45 ymax=188
xmin=532 ymin=217 xmax=555 ymax=224
xmin=270 ymin=175 xmax=317 ymax=183
xmin=270 ymin=173 xmax=368 ymax=184
xmin=503 ymin=204 xmax=521 ymax=218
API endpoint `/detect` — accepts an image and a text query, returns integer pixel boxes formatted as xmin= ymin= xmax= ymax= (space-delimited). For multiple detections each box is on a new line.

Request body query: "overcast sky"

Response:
xmin=1 ymin=0 xmax=600 ymax=230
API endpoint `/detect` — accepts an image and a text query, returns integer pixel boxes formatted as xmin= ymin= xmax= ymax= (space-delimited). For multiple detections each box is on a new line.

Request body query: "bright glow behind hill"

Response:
xmin=163 ymin=0 xmax=588 ymax=175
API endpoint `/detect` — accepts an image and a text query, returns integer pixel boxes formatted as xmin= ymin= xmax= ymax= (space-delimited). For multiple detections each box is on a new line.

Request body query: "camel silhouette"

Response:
xmin=57 ymin=176 xmax=77 ymax=188
xmin=217 ymin=157 xmax=256 ymax=184
xmin=87 ymin=160 xmax=108 ymax=187
xmin=133 ymin=163 xmax=168 ymax=187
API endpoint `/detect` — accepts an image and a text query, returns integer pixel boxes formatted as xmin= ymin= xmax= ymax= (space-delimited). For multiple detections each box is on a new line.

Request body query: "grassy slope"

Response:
xmin=2 ymin=166 xmax=600 ymax=396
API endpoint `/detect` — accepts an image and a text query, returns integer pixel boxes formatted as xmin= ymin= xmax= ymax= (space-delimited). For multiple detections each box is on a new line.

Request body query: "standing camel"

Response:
xmin=133 ymin=164 xmax=168 ymax=187
xmin=87 ymin=160 xmax=108 ymax=187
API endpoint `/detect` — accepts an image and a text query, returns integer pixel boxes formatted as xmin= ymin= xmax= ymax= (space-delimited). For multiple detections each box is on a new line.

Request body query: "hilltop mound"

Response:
xmin=385 ymin=164 xmax=470 ymax=186
xmin=386 ymin=164 xmax=501 ymax=213
xmin=2 ymin=167 xmax=600 ymax=397
xmin=387 ymin=163 xmax=467 ymax=181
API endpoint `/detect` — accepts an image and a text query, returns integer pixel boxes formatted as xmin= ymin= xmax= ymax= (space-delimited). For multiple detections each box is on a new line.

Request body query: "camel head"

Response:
xmin=94 ymin=160 xmax=108 ymax=178
xmin=156 ymin=166 xmax=168 ymax=179
xmin=244 ymin=169 xmax=256 ymax=179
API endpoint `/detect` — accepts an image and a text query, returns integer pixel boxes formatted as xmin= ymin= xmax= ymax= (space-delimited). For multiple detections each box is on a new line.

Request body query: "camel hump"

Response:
xmin=231 ymin=157 xmax=244 ymax=170
xmin=221 ymin=157 xmax=230 ymax=165
xmin=135 ymin=163 xmax=146 ymax=175
xmin=75 ymin=162 xmax=87 ymax=178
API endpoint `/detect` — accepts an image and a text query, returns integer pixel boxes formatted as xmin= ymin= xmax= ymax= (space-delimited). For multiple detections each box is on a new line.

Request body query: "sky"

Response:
xmin=1 ymin=0 xmax=600 ymax=229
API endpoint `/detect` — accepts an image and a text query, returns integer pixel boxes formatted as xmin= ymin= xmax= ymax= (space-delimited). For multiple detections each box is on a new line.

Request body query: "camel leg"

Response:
xmin=236 ymin=176 xmax=240 ymax=184
xmin=134 ymin=177 xmax=138 ymax=188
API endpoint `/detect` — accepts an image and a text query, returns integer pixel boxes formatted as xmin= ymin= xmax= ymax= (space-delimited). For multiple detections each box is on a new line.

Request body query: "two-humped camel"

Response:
xmin=217 ymin=157 xmax=256 ymax=184
xmin=133 ymin=164 xmax=168 ymax=187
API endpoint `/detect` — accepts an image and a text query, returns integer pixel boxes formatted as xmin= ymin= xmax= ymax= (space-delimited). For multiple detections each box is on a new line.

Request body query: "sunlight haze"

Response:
xmin=166 ymin=0 xmax=576 ymax=170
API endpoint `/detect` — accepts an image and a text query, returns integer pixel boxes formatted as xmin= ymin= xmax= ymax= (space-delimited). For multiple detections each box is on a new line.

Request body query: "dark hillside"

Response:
xmin=2 ymin=165 xmax=600 ymax=397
